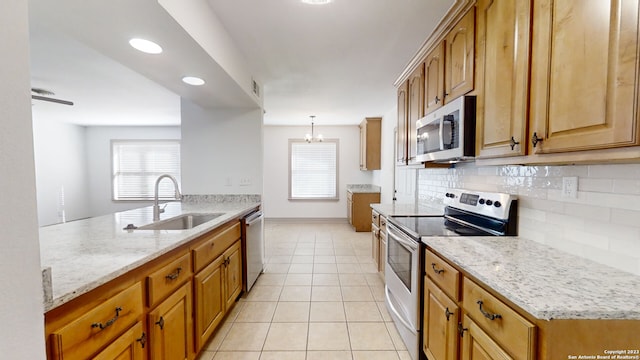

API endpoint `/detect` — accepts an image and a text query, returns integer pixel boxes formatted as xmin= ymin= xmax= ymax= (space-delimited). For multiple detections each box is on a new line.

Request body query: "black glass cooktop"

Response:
xmin=389 ymin=215 xmax=494 ymax=239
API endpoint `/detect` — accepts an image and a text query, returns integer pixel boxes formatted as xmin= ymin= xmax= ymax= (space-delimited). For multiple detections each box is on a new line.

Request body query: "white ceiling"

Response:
xmin=28 ymin=0 xmax=453 ymax=126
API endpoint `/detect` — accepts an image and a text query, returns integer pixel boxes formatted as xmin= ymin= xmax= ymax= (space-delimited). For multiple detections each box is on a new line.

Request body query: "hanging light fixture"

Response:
xmin=305 ymin=115 xmax=324 ymax=142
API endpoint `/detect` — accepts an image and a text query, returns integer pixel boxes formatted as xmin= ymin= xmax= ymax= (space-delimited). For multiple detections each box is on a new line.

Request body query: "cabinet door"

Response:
xmin=224 ymin=240 xmax=243 ymax=310
xmin=397 ymin=82 xmax=409 ymax=165
xmin=423 ymin=278 xmax=459 ymax=360
xmin=445 ymin=8 xmax=475 ymax=102
xmin=371 ymin=225 xmax=380 ymax=268
xmin=424 ymin=43 xmax=445 ymax=115
xmin=529 ymin=0 xmax=640 ymax=153
xmin=148 ymin=282 xmax=193 ymax=360
xmin=461 ymin=315 xmax=513 ymax=360
xmin=193 ymin=255 xmax=225 ymax=352
xmin=92 ymin=322 xmax=146 ymax=360
xmin=475 ymin=0 xmax=532 ymax=158
xmin=408 ymin=64 xmax=425 ymax=164
xmin=379 ymin=231 xmax=387 ymax=275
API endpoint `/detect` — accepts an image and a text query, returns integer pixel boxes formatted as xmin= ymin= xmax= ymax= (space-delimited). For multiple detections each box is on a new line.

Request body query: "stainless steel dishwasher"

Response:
xmin=242 ymin=210 xmax=264 ymax=292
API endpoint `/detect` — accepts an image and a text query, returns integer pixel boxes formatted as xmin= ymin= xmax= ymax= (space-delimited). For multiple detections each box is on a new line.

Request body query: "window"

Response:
xmin=111 ymin=140 xmax=181 ymax=200
xmin=289 ymin=139 xmax=339 ymax=200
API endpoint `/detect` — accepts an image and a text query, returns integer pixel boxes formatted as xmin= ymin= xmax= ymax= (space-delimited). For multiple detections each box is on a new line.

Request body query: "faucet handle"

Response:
xmin=159 ymin=203 xmax=168 ymax=214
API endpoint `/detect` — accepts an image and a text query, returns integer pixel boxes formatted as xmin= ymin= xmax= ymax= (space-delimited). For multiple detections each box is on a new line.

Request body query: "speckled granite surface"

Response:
xmin=371 ymin=203 xmax=444 ymax=216
xmin=346 ymin=184 xmax=381 ymax=193
xmin=40 ymin=196 xmax=260 ymax=312
xmin=423 ymin=236 xmax=640 ymax=320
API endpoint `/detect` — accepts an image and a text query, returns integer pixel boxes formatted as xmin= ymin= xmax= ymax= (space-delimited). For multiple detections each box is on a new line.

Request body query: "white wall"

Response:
xmin=371 ymin=108 xmax=396 ymax=204
xmin=416 ymin=163 xmax=640 ymax=275
xmin=263 ymin=125 xmax=373 ymax=219
xmin=181 ymin=99 xmax=263 ymax=195
xmin=0 ymin=0 xmax=47 ymax=356
xmin=32 ymin=120 xmax=90 ymax=226
xmin=85 ymin=126 xmax=181 ymax=217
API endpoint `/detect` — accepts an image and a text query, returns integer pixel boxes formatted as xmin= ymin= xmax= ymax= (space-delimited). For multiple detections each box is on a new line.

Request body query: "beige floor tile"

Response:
xmin=334 ymin=248 xmax=356 ymax=256
xmin=245 ymin=286 xmax=283 ymax=302
xmin=314 ymin=255 xmax=336 ymax=263
xmin=376 ymin=302 xmax=392 ymax=322
xmin=196 ymin=350 xmax=215 ymax=360
xmin=311 ymin=286 xmax=342 ymax=301
xmin=213 ymin=351 xmax=261 ymax=360
xmin=365 ymin=273 xmax=385 ymax=287
xmin=352 ymin=351 xmax=400 ymax=360
xmin=272 ymin=301 xmax=310 ymax=322
xmin=254 ymin=274 xmax=286 ymax=286
xmin=314 ymin=248 xmax=335 ymax=256
xmin=341 ymin=286 xmax=374 ymax=302
xmin=385 ymin=322 xmax=407 ymax=350
xmin=291 ymin=255 xmax=314 ymax=263
xmin=370 ymin=284 xmax=386 ymax=302
xmin=307 ymin=322 xmax=351 ymax=350
xmin=295 ymin=242 xmax=315 ymax=249
xmin=225 ymin=300 xmax=245 ymax=321
xmin=360 ymin=263 xmax=379 ymax=274
xmin=219 ymin=323 xmax=270 ymax=351
xmin=338 ymin=263 xmax=364 ymax=274
xmin=268 ymin=255 xmax=292 ymax=264
xmin=263 ymin=263 xmax=290 ymax=274
xmin=339 ymin=274 xmax=367 ymax=286
xmin=312 ymin=273 xmax=340 ymax=286
xmin=335 ymin=255 xmax=359 ymax=263
xmin=263 ymin=323 xmax=308 ymax=351
xmin=310 ymin=301 xmax=345 ymax=322
xmin=348 ymin=322 xmax=395 ymax=350
xmin=279 ymin=286 xmax=312 ymax=301
xmin=259 ymin=351 xmax=306 ymax=360
xmin=294 ymin=248 xmax=314 ymax=256
xmin=205 ymin=317 xmax=233 ymax=351
xmin=284 ymin=274 xmax=313 ymax=286
xmin=314 ymin=263 xmax=338 ymax=273
xmin=397 ymin=350 xmax=412 ymax=360
xmin=289 ymin=263 xmax=314 ymax=273
xmin=306 ymin=350 xmax=353 ymax=360
xmin=235 ymin=302 xmax=277 ymax=322
xmin=344 ymin=301 xmax=382 ymax=322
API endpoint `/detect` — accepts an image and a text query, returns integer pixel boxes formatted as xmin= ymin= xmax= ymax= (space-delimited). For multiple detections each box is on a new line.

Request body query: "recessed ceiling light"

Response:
xmin=182 ymin=76 xmax=205 ymax=86
xmin=129 ymin=38 xmax=163 ymax=54
xmin=301 ymin=0 xmax=332 ymax=4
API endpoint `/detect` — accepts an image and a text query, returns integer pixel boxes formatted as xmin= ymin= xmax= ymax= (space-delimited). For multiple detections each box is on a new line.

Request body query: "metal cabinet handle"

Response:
xmin=136 ymin=332 xmax=147 ymax=348
xmin=165 ymin=267 xmax=182 ymax=280
xmin=445 ymin=307 xmax=453 ymax=321
xmin=434 ymin=96 xmax=440 ymax=104
xmin=477 ymin=300 xmax=502 ymax=320
xmin=531 ymin=132 xmax=543 ymax=148
xmin=431 ymin=263 xmax=444 ymax=275
xmin=91 ymin=307 xmax=122 ymax=330
xmin=155 ymin=316 xmax=165 ymax=330
xmin=458 ymin=322 xmax=468 ymax=337
xmin=509 ymin=136 xmax=520 ymax=150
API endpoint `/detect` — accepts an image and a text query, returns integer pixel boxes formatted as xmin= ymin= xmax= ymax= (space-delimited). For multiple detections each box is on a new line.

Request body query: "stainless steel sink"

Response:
xmin=136 ymin=213 xmax=223 ymax=230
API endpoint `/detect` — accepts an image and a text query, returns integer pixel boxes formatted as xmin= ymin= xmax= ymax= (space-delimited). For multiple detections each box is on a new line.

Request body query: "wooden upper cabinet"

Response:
xmin=360 ymin=117 xmax=382 ymax=170
xmin=397 ymin=82 xmax=409 ymax=165
xmin=475 ymin=0 xmax=532 ymax=158
xmin=408 ymin=64 xmax=425 ymax=164
xmin=445 ymin=8 xmax=475 ymax=103
xmin=529 ymin=0 xmax=640 ymax=154
xmin=424 ymin=43 xmax=445 ymax=115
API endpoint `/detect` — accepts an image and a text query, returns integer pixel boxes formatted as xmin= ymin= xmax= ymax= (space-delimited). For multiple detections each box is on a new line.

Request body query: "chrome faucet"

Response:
xmin=153 ymin=174 xmax=182 ymax=221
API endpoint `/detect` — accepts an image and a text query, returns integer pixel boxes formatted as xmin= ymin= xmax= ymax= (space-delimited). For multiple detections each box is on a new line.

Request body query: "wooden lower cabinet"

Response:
xmin=148 ymin=282 xmax=193 ymax=360
xmin=348 ymin=191 xmax=380 ymax=232
xmin=423 ymin=277 xmax=459 ymax=360
xmin=461 ymin=315 xmax=513 ymax=360
xmin=224 ymin=241 xmax=242 ymax=310
xmin=92 ymin=322 xmax=146 ymax=360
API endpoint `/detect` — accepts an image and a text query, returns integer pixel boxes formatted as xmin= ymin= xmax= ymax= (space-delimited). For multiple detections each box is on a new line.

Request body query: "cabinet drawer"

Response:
xmin=425 ymin=249 xmax=460 ymax=300
xmin=193 ymin=222 xmax=241 ymax=272
xmin=147 ymin=252 xmax=192 ymax=307
xmin=372 ymin=210 xmax=380 ymax=227
xmin=462 ymin=277 xmax=536 ymax=358
xmin=50 ymin=282 xmax=143 ymax=360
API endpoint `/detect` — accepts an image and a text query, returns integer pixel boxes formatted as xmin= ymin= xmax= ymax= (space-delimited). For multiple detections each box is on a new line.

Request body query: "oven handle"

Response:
xmin=385 ymin=286 xmax=416 ymax=332
xmin=387 ymin=225 xmax=418 ymax=251
xmin=444 ymin=215 xmax=502 ymax=237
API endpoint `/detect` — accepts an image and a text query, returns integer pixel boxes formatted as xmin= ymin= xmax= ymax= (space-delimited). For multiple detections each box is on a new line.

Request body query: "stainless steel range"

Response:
xmin=384 ymin=189 xmax=518 ymax=360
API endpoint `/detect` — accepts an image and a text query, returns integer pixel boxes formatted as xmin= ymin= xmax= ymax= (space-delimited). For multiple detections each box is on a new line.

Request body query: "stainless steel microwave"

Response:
xmin=415 ymin=95 xmax=476 ymax=163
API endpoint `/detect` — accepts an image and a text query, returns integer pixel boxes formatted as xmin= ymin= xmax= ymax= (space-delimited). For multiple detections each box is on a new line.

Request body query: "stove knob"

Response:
xmin=478 ymin=198 xmax=485 ymax=204
xmin=494 ymin=201 xmax=502 ymax=208
xmin=446 ymin=193 xmax=454 ymax=198
xmin=486 ymin=200 xmax=493 ymax=206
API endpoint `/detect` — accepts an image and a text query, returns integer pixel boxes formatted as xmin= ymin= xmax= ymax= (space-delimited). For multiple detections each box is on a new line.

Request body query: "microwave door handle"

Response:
xmin=438 ymin=117 xmax=445 ymax=150
xmin=443 ymin=115 xmax=455 ymax=148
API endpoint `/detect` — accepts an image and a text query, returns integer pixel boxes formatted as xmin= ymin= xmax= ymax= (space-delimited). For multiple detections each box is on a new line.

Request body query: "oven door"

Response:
xmin=385 ymin=222 xmax=421 ymax=359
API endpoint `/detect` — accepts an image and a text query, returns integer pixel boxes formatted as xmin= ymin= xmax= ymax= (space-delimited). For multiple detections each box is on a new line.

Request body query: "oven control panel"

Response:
xmin=444 ymin=189 xmax=517 ymax=220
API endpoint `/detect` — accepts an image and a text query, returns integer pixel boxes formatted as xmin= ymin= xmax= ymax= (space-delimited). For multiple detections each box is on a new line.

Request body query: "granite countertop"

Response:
xmin=39 ymin=196 xmax=260 ymax=312
xmin=346 ymin=184 xmax=381 ymax=193
xmin=371 ymin=203 xmax=444 ymax=216
xmin=423 ymin=236 xmax=640 ymax=320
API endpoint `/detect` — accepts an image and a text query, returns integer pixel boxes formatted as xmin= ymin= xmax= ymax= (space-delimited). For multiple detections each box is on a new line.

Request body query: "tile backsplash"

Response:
xmin=416 ymin=163 xmax=640 ymax=275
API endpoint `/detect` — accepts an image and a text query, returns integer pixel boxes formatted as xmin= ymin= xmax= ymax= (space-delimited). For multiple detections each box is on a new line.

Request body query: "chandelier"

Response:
xmin=305 ymin=115 xmax=324 ymax=143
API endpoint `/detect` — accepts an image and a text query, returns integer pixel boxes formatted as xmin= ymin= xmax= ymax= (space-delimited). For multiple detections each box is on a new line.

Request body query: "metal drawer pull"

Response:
xmin=477 ymin=300 xmax=502 ymax=320
xmin=155 ymin=316 xmax=165 ymax=330
xmin=165 ymin=266 xmax=182 ymax=280
xmin=458 ymin=322 xmax=468 ymax=337
xmin=91 ymin=307 xmax=122 ymax=330
xmin=136 ymin=332 xmax=146 ymax=348
xmin=509 ymin=136 xmax=520 ymax=150
xmin=531 ymin=132 xmax=543 ymax=148
xmin=431 ymin=263 xmax=445 ymax=275
xmin=445 ymin=307 xmax=453 ymax=321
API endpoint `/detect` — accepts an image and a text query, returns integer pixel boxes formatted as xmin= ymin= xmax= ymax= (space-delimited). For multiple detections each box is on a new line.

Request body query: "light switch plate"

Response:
xmin=562 ymin=177 xmax=578 ymax=198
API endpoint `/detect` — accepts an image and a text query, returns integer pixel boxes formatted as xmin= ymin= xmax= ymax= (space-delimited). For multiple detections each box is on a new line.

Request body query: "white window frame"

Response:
xmin=111 ymin=139 xmax=181 ymax=201
xmin=288 ymin=139 xmax=339 ymax=201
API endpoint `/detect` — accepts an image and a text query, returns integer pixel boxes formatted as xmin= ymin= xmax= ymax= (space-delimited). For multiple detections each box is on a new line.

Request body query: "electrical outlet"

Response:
xmin=239 ymin=177 xmax=252 ymax=186
xmin=225 ymin=177 xmax=232 ymax=186
xmin=562 ymin=177 xmax=578 ymax=198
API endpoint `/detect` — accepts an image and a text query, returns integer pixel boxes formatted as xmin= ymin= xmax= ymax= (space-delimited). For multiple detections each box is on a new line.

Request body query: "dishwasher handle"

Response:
xmin=245 ymin=211 xmax=263 ymax=226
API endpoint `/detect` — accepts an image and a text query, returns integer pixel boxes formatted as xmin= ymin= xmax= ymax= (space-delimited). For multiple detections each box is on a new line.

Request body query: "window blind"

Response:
xmin=289 ymin=140 xmax=338 ymax=200
xmin=112 ymin=140 xmax=181 ymax=200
